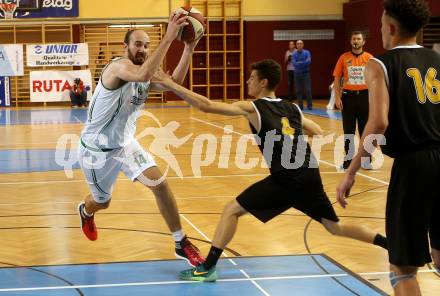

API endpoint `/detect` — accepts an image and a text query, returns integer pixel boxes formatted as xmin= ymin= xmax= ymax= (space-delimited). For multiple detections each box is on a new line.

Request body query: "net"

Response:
xmin=0 ymin=3 xmax=17 ymax=19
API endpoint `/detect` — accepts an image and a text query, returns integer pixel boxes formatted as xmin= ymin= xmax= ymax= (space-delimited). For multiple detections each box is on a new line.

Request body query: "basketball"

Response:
xmin=175 ymin=7 xmax=205 ymax=43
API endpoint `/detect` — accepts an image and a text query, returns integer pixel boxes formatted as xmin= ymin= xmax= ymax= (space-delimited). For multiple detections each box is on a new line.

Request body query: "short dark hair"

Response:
xmin=351 ymin=31 xmax=365 ymax=39
xmin=124 ymin=29 xmax=143 ymax=44
xmin=251 ymin=59 xmax=281 ymax=90
xmin=384 ymin=0 xmax=431 ymax=36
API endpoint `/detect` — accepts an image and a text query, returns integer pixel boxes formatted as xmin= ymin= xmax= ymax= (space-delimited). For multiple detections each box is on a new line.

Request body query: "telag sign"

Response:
xmin=42 ymin=0 xmax=73 ymax=10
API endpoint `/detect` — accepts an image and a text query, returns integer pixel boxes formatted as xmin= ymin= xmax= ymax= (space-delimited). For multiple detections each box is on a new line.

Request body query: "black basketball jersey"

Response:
xmin=373 ymin=46 xmax=440 ymax=158
xmin=250 ymin=97 xmax=313 ymax=174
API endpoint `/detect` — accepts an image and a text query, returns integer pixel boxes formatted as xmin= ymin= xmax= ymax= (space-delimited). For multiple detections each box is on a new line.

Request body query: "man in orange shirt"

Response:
xmin=333 ymin=31 xmax=373 ymax=170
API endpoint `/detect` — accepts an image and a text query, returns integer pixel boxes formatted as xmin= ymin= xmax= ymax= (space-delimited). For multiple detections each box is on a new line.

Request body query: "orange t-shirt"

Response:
xmin=333 ymin=51 xmax=373 ymax=91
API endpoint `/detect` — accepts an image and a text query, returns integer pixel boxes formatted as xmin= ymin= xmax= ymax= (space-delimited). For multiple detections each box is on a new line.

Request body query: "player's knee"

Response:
xmin=137 ymin=172 xmax=168 ymax=192
xmin=88 ymin=188 xmax=112 ymax=205
xmin=322 ymin=219 xmax=342 ymax=236
xmin=86 ymin=196 xmax=111 ymax=210
xmin=148 ymin=179 xmax=169 ymax=195
xmin=223 ymin=202 xmax=236 ymax=217
xmin=431 ymin=248 xmax=440 ymax=267
xmin=89 ymin=198 xmax=111 ymax=209
xmin=223 ymin=200 xmax=246 ymax=218
xmin=390 ymin=264 xmax=418 ymax=276
xmin=389 ymin=264 xmax=418 ymax=288
xmin=97 ymin=200 xmax=111 ymax=209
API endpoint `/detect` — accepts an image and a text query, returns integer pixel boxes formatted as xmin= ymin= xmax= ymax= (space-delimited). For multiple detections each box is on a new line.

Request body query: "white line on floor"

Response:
xmin=180 ymin=214 xmax=271 ymax=295
xmin=0 ymin=269 xmax=437 ymax=293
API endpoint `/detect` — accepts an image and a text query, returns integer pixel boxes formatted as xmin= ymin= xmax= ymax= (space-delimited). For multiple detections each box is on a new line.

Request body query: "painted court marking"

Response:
xmin=0 ymin=268 xmax=436 ymax=293
xmin=181 ymin=214 xmax=270 ymax=295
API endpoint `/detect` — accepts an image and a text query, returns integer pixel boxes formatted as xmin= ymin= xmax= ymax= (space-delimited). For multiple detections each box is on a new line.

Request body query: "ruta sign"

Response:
xmin=30 ymin=70 xmax=92 ymax=102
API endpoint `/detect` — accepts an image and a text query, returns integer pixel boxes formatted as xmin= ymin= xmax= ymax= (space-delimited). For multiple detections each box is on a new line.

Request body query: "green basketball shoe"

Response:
xmin=179 ymin=264 xmax=218 ymax=282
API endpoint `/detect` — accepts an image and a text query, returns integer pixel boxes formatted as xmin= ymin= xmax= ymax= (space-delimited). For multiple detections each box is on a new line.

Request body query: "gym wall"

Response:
xmin=4 ymin=0 xmax=437 ymax=101
xmin=344 ymin=0 xmax=440 ymax=55
xmin=244 ymin=20 xmax=345 ymax=98
xmin=78 ymin=0 xmax=348 ymax=19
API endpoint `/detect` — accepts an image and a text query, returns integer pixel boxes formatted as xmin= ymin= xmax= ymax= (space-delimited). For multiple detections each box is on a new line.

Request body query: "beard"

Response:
xmin=352 ymin=43 xmax=362 ymax=50
xmin=128 ymin=51 xmax=146 ymax=65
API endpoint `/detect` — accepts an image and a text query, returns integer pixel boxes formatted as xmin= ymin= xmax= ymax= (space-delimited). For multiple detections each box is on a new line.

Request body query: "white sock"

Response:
xmin=83 ymin=206 xmax=93 ymax=217
xmin=172 ymin=230 xmax=185 ymax=242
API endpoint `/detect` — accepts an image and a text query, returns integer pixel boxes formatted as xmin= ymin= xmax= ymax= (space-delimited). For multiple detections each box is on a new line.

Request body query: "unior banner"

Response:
xmin=27 ymin=43 xmax=89 ymax=67
xmin=30 ymin=70 xmax=92 ymax=102
xmin=0 ymin=44 xmax=24 ymax=77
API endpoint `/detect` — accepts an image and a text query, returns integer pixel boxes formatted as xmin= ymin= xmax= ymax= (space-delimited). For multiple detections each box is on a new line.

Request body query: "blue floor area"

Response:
xmin=0 ymin=107 xmax=342 ymax=174
xmin=0 ymin=255 xmax=385 ymax=296
xmin=0 ymin=107 xmax=339 ymax=126
xmin=0 ymin=109 xmax=88 ymax=125
xmin=302 ymin=108 xmax=342 ymax=120
xmin=0 ymin=149 xmax=80 ymax=173
xmin=0 ymin=106 xmax=191 ymax=126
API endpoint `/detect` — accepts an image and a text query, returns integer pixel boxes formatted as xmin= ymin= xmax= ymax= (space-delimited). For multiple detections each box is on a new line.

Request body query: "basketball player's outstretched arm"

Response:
xmin=174 ymin=83 xmax=254 ymax=116
xmin=107 ymin=14 xmax=188 ymax=85
xmin=154 ymin=69 xmax=255 ymax=116
xmin=336 ymin=59 xmax=389 ymax=207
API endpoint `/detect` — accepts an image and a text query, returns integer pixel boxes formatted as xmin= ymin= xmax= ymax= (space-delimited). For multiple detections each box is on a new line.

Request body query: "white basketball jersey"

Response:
xmin=81 ymin=61 xmax=150 ymax=149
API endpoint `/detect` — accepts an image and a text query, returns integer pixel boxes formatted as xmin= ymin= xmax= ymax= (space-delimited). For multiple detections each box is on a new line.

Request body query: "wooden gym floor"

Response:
xmin=0 ymin=101 xmax=438 ymax=295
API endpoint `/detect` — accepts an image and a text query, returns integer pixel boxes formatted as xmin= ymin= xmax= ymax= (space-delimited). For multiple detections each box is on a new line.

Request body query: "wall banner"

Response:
xmin=30 ymin=70 xmax=92 ymax=102
xmin=27 ymin=43 xmax=89 ymax=67
xmin=0 ymin=44 xmax=24 ymax=77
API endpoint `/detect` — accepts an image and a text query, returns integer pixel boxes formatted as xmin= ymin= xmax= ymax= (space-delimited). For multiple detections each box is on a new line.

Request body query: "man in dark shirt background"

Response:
xmin=293 ymin=40 xmax=313 ymax=110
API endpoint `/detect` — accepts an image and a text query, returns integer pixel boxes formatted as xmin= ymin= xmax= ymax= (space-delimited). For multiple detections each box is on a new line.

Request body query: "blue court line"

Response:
xmin=0 ymin=105 xmax=191 ymax=125
xmin=0 ymin=255 xmax=386 ymax=296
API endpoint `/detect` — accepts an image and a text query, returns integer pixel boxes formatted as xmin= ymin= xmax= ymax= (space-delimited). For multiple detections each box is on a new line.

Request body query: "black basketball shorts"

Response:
xmin=236 ymin=168 xmax=339 ymax=224
xmin=386 ymin=148 xmax=440 ymax=266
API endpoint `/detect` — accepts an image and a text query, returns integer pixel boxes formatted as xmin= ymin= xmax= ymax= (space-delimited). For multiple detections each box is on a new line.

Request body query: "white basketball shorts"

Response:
xmin=77 ymin=138 xmax=156 ymax=203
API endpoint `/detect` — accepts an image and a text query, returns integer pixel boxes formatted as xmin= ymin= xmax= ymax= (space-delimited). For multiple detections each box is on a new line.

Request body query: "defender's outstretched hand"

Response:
xmin=152 ymin=68 xmax=175 ymax=90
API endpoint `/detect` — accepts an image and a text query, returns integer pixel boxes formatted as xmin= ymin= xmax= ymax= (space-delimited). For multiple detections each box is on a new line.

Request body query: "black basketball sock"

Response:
xmin=203 ymin=246 xmax=223 ymax=270
xmin=373 ymin=234 xmax=388 ymax=250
